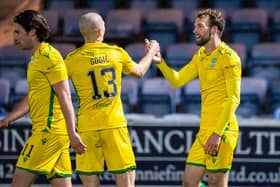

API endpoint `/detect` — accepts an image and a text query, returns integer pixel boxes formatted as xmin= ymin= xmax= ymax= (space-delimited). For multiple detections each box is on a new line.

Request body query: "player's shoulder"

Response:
xmin=38 ymin=42 xmax=55 ymax=59
xmin=219 ymin=42 xmax=240 ymax=60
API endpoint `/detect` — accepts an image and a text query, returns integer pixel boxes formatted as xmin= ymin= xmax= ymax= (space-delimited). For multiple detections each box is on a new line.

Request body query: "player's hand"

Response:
xmin=144 ymin=38 xmax=162 ymax=64
xmin=0 ymin=119 xmax=9 ymax=130
xmin=204 ymin=133 xmax=221 ymax=156
xmin=69 ymin=132 xmax=87 ymax=154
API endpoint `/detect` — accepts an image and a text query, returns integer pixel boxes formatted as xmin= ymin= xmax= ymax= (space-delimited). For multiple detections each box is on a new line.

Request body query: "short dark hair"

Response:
xmin=14 ymin=9 xmax=50 ymax=42
xmin=197 ymin=9 xmax=225 ymax=38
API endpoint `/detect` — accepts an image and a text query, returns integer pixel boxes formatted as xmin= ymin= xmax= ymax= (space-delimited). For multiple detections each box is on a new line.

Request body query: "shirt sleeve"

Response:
xmin=213 ymin=54 xmax=241 ymax=136
xmin=156 ymin=57 xmax=198 ymax=88
xmin=44 ymin=52 xmax=68 ymax=85
xmin=121 ymin=49 xmax=135 ymax=75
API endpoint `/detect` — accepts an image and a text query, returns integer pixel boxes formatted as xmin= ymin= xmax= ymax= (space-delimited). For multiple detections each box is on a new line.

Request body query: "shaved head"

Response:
xmin=79 ymin=12 xmax=105 ymax=42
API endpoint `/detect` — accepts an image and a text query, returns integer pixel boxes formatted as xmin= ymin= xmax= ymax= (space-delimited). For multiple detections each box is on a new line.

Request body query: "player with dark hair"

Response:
xmin=0 ymin=9 xmax=86 ymax=187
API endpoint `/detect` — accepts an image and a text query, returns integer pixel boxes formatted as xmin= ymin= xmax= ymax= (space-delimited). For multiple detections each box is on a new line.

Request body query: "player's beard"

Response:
xmin=195 ymin=29 xmax=211 ymax=46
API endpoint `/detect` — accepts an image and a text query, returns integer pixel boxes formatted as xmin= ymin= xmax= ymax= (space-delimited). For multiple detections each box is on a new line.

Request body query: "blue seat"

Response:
xmin=10 ymin=78 xmax=28 ymax=105
xmin=139 ymin=77 xmax=181 ymax=117
xmin=128 ymin=0 xmax=158 ymax=15
xmin=165 ymin=42 xmax=198 ymax=70
xmin=271 ymin=10 xmax=280 ymax=42
xmin=237 ymin=77 xmax=268 ymax=118
xmin=68 ymin=80 xmax=79 ymax=113
xmin=253 ymin=0 xmax=280 ymax=18
xmin=53 ymin=43 xmax=76 ymax=58
xmin=0 ymin=78 xmax=11 ymax=106
xmin=44 ymin=0 xmax=75 ymax=10
xmin=87 ymin=0 xmax=117 ymax=18
xmin=121 ymin=77 xmax=139 ymax=113
xmin=105 ymin=9 xmax=142 ymax=42
xmin=210 ymin=0 xmax=242 ymax=14
xmin=229 ymin=8 xmax=268 ymax=50
xmin=182 ymin=79 xmax=201 ymax=116
xmin=268 ymin=79 xmax=280 ymax=113
xmin=58 ymin=9 xmax=99 ymax=44
xmin=41 ymin=10 xmax=60 ymax=36
xmin=248 ymin=43 xmax=280 ymax=82
xmin=228 ymin=43 xmax=247 ymax=70
xmin=0 ymin=45 xmax=29 ymax=68
xmin=144 ymin=8 xmax=184 ymax=54
xmin=0 ymin=67 xmax=25 ymax=90
xmin=170 ymin=0 xmax=199 ymax=17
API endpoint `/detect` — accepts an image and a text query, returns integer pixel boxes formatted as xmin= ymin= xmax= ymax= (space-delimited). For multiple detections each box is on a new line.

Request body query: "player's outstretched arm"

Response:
xmin=129 ymin=39 xmax=160 ymax=78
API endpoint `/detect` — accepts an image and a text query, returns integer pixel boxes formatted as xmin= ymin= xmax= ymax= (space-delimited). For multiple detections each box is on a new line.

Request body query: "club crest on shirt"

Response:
xmin=210 ymin=58 xmax=217 ymax=68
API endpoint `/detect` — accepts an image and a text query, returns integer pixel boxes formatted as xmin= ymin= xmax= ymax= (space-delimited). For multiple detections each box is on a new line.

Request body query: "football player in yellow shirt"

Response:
xmin=65 ymin=12 xmax=159 ymax=187
xmin=147 ymin=9 xmax=241 ymax=187
xmin=0 ymin=10 xmax=86 ymax=187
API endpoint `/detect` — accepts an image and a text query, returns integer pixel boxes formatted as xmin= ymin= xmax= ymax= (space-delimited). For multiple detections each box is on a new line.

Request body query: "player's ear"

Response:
xmin=29 ymin=28 xmax=36 ymax=37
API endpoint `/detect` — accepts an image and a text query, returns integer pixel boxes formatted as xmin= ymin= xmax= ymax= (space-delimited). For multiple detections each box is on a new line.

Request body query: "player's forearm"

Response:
xmin=58 ymin=93 xmax=77 ymax=136
xmin=133 ymin=51 xmax=155 ymax=78
xmin=4 ymin=96 xmax=29 ymax=124
xmin=53 ymin=80 xmax=77 ymax=136
xmin=157 ymin=59 xmax=196 ymax=88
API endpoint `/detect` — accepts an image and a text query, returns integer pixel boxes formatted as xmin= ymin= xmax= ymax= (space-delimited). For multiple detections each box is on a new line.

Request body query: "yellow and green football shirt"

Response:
xmin=65 ymin=42 xmax=135 ymax=132
xmin=157 ymin=42 xmax=241 ymax=135
xmin=27 ymin=42 xmax=68 ymax=134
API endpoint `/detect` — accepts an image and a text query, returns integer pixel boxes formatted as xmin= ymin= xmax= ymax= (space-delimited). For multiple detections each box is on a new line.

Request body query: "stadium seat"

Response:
xmin=253 ymin=0 xmax=280 ymax=18
xmin=144 ymin=8 xmax=184 ymax=53
xmin=41 ymin=10 xmax=60 ymax=36
xmin=0 ymin=45 xmax=29 ymax=68
xmin=210 ymin=0 xmax=242 ymax=14
xmin=121 ymin=77 xmax=139 ymax=113
xmin=68 ymin=80 xmax=79 ymax=113
xmin=0 ymin=67 xmax=25 ymax=90
xmin=57 ymin=9 xmax=99 ymax=44
xmin=105 ymin=9 xmax=142 ymax=43
xmin=44 ymin=0 xmax=76 ymax=10
xmin=248 ymin=43 xmax=280 ymax=82
xmin=170 ymin=0 xmax=199 ymax=17
xmin=271 ymin=10 xmax=280 ymax=41
xmin=182 ymin=79 xmax=201 ymax=116
xmin=128 ymin=0 xmax=158 ymax=15
xmin=237 ymin=77 xmax=268 ymax=118
xmin=139 ymin=77 xmax=181 ymax=117
xmin=86 ymin=0 xmax=117 ymax=18
xmin=165 ymin=42 xmax=198 ymax=71
xmin=228 ymin=43 xmax=247 ymax=70
xmin=52 ymin=43 xmax=76 ymax=58
xmin=10 ymin=78 xmax=28 ymax=105
xmin=229 ymin=8 xmax=268 ymax=50
xmin=125 ymin=42 xmax=157 ymax=78
xmin=267 ymin=79 xmax=280 ymax=113
xmin=0 ymin=78 xmax=11 ymax=106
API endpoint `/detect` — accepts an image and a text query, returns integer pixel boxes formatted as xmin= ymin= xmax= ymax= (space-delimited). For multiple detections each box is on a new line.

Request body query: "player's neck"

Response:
xmin=30 ymin=39 xmax=42 ymax=54
xmin=204 ymin=38 xmax=221 ymax=54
